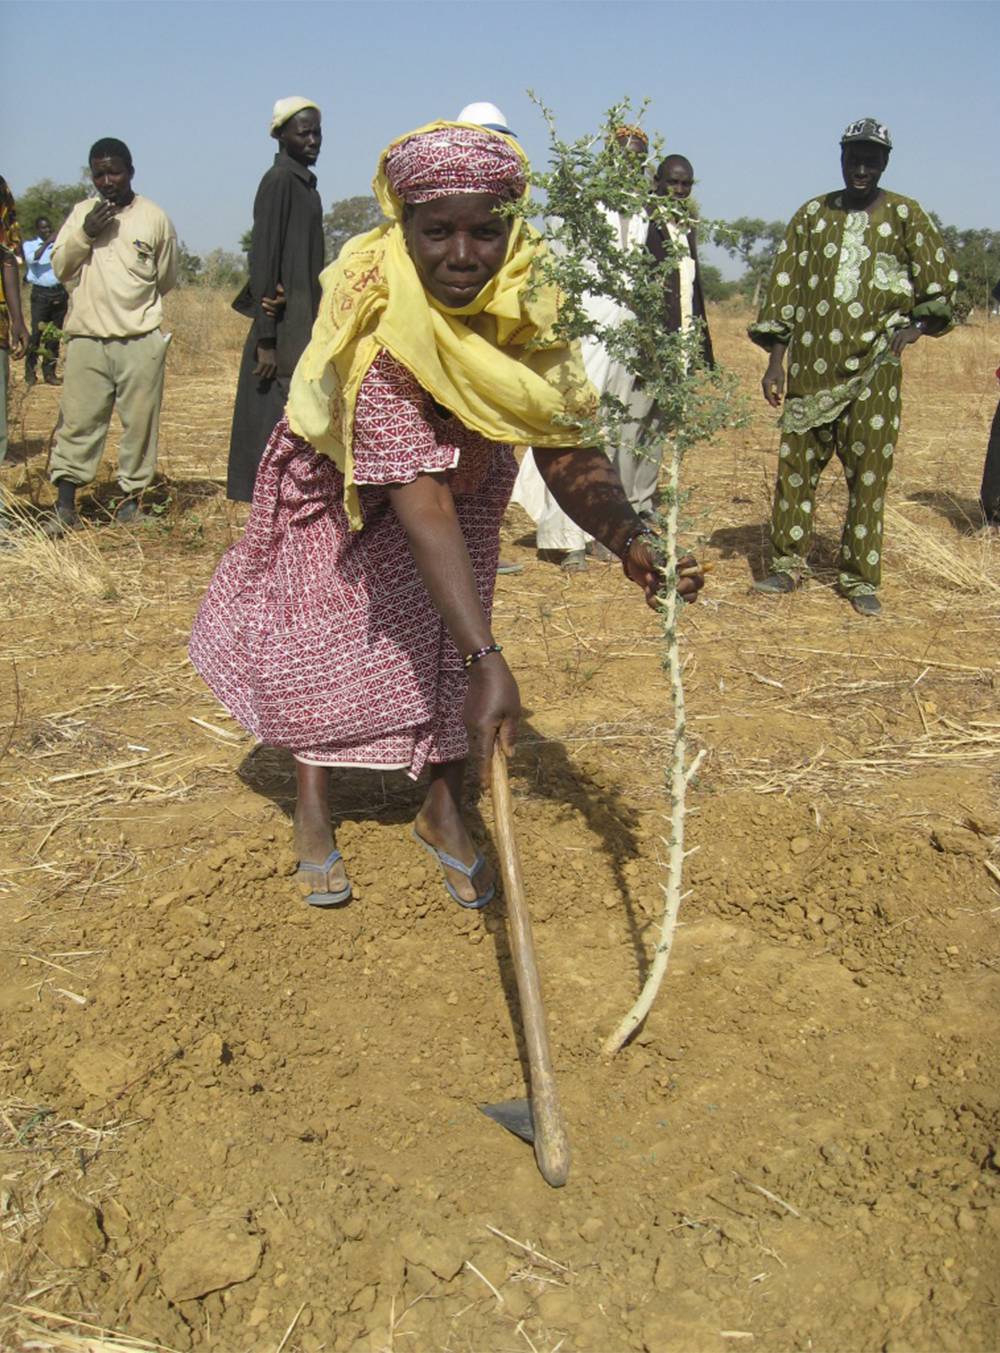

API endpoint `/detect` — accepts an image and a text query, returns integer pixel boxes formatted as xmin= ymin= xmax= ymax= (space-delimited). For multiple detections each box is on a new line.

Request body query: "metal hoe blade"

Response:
xmin=480 ymin=1098 xmax=535 ymax=1144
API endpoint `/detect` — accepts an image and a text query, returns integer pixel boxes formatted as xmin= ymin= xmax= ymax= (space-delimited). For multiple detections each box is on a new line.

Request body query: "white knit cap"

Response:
xmin=270 ymin=96 xmax=320 ymax=137
xmin=456 ymin=102 xmax=513 ymax=135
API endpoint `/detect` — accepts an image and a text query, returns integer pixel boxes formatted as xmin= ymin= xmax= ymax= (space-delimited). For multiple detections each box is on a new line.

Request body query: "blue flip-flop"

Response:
xmin=412 ymin=829 xmax=496 ymax=910
xmin=296 ymin=849 xmax=353 ymax=908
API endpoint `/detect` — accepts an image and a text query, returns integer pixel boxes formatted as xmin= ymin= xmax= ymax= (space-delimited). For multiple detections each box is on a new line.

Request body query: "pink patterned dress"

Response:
xmin=190 ymin=351 xmax=517 ymax=777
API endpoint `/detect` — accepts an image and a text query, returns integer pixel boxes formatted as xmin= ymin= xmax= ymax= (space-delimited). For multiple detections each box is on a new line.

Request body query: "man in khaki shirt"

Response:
xmin=48 ymin=136 xmax=177 ymax=531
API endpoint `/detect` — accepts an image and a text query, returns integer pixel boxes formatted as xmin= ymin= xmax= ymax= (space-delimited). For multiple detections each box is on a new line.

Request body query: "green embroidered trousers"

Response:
xmin=770 ymin=357 xmax=902 ymax=595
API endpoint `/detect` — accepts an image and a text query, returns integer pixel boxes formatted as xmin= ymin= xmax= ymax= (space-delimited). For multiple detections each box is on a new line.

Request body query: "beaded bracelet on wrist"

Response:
xmin=463 ymin=643 xmax=503 ymax=669
xmin=618 ymin=524 xmax=658 ymax=570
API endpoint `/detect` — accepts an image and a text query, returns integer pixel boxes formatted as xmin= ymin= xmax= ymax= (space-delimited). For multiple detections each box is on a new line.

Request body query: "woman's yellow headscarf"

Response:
xmin=286 ymin=120 xmax=595 ymax=529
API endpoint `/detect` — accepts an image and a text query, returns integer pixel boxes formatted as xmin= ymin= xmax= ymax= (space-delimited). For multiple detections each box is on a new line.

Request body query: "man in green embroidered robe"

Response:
xmin=749 ymin=118 xmax=958 ymax=616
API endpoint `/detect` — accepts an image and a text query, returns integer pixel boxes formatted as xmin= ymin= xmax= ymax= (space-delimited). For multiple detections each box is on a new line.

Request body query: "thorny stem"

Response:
xmin=602 ymin=443 xmax=693 ymax=1056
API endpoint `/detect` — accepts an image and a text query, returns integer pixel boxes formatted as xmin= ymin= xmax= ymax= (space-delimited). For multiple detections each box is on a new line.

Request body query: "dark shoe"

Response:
xmin=44 ymin=373 xmax=63 ymax=387
xmin=43 ymin=506 xmax=81 ymax=538
xmin=24 ymin=370 xmax=37 ymax=387
xmin=753 ymin=572 xmax=797 ymax=594
xmin=849 ymin=592 xmax=881 ymax=617
xmin=115 ymin=498 xmax=151 ymax=526
xmin=560 ymin=548 xmax=588 ymax=573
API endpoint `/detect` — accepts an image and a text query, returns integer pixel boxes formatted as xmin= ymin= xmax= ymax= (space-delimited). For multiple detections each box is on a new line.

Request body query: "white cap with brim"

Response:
xmin=456 ymin=101 xmax=515 ymax=136
xmin=271 ymin=96 xmax=320 ymax=137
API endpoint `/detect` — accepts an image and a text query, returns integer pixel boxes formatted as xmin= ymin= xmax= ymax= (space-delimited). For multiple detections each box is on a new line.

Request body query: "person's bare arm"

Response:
xmin=261 ymin=282 xmax=286 ymax=318
xmin=531 ymin=445 xmax=705 ymax=605
xmin=889 ymin=319 xmax=929 ymax=356
xmin=387 ymin=471 xmax=519 ymax=781
xmin=532 ymin=445 xmax=641 ymax=555
xmin=761 ymin=340 xmax=787 ymax=406
xmin=52 ymin=207 xmax=95 ymax=284
xmin=1 ymin=254 xmax=28 ymax=357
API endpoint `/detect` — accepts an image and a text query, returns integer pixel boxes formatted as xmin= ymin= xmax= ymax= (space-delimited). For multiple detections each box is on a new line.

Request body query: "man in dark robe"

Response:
xmin=227 ymin=97 xmax=324 ymax=502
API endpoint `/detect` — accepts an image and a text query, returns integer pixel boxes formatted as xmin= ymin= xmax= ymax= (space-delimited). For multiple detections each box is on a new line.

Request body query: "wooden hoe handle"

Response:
xmin=490 ymin=744 xmax=571 ymax=1187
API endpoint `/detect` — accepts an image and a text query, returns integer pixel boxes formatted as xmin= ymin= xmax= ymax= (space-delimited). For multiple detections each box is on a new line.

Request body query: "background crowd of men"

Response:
xmin=0 ymin=104 xmax=996 ymax=583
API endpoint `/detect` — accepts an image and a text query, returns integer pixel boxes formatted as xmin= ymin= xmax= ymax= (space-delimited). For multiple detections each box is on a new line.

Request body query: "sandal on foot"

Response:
xmin=296 ymin=849 xmax=352 ymax=908
xmin=848 ymin=591 xmax=881 ymax=617
xmin=753 ymin=572 xmax=797 ymax=595
xmin=412 ymin=829 xmax=495 ymax=910
xmin=559 ymin=548 xmax=588 ymax=573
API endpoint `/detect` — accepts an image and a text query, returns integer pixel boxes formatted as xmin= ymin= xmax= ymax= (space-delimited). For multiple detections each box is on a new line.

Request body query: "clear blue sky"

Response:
xmin=4 ymin=0 xmax=997 ymax=274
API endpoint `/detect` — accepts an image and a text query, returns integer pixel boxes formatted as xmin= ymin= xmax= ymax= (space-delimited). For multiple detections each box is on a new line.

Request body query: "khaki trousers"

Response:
xmin=51 ymin=331 xmax=168 ymax=493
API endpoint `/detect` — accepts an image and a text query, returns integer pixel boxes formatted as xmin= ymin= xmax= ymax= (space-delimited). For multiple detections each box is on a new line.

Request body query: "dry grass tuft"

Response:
xmin=160 ymin=287 xmax=246 ymax=377
xmin=887 ymin=503 xmax=999 ymax=597
xmin=715 ymin=716 xmax=1000 ymax=797
xmin=0 ymin=511 xmax=123 ymax=605
xmin=4 ymin=1306 xmax=182 ymax=1353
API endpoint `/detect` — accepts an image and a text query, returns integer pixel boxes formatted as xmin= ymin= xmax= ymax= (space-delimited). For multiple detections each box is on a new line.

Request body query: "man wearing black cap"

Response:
xmin=749 ymin=118 xmax=958 ymax=615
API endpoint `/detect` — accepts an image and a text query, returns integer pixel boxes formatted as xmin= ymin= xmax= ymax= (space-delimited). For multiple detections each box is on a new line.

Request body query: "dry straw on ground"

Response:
xmin=887 ymin=502 xmax=1000 ymax=597
xmin=1 ymin=512 xmax=124 ymax=605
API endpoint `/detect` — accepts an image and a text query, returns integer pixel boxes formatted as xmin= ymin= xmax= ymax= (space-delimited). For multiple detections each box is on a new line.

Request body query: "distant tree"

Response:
xmin=930 ymin=216 xmax=1000 ymax=321
xmin=176 ymin=241 xmax=202 ymax=286
xmin=323 ymin=195 xmax=382 ymax=263
xmin=240 ymin=227 xmax=253 ymax=256
xmin=16 ymin=178 xmax=89 ymax=235
xmin=198 ymin=247 xmax=247 ymax=291
xmin=699 ymin=263 xmax=740 ymax=304
xmin=716 ymin=216 xmax=787 ymax=307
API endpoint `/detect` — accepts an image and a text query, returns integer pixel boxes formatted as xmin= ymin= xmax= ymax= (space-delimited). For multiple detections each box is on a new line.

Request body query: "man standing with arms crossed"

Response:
xmin=47 ymin=137 xmax=177 ymax=533
xmin=22 ymin=215 xmax=68 ymax=386
xmin=750 ymin=119 xmax=957 ymax=615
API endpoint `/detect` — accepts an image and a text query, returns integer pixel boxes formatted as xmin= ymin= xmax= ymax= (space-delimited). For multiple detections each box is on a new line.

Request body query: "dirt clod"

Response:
xmin=157 ymin=1219 xmax=264 ymax=1302
xmin=41 ymin=1195 xmax=106 ymax=1267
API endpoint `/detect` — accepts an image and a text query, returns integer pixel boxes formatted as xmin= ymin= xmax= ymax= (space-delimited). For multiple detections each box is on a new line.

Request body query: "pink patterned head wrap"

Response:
xmin=384 ymin=125 xmax=526 ymax=205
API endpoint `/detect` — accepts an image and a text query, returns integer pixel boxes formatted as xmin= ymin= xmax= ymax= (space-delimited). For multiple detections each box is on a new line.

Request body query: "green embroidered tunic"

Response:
xmin=749 ymin=191 xmax=957 ymax=434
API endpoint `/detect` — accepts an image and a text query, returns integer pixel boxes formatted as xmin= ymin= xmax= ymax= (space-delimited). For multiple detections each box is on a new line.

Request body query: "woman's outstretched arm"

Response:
xmin=532 ymin=446 xmax=704 ymax=606
xmin=388 ymin=472 xmax=519 ymax=780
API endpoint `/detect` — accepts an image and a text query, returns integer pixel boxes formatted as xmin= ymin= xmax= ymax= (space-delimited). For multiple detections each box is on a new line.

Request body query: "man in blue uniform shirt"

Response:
xmin=22 ymin=215 xmax=68 ymax=385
